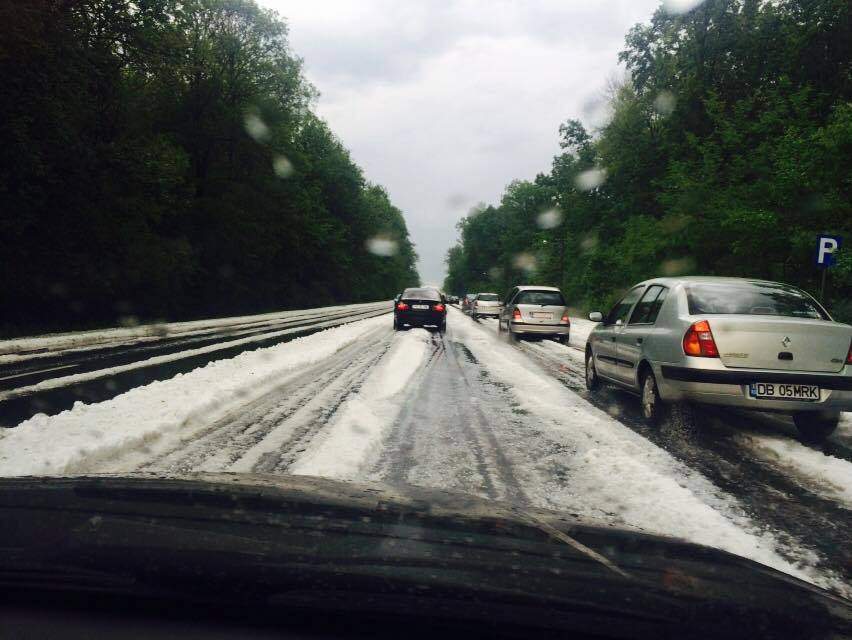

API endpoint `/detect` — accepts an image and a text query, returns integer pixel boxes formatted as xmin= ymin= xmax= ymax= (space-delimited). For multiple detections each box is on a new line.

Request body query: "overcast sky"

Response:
xmin=261 ymin=0 xmax=661 ymax=286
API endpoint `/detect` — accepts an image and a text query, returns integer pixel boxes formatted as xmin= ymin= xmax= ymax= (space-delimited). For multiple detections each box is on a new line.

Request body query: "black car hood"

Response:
xmin=0 ymin=473 xmax=849 ymax=639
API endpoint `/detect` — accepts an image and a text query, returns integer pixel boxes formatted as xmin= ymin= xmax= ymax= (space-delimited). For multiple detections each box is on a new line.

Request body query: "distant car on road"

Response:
xmin=584 ymin=276 xmax=852 ymax=442
xmin=498 ymin=286 xmax=570 ymax=343
xmin=448 ymin=295 xmax=460 ymax=305
xmin=394 ymin=287 xmax=446 ymax=332
xmin=462 ymin=294 xmax=476 ymax=314
xmin=471 ymin=293 xmax=500 ymax=319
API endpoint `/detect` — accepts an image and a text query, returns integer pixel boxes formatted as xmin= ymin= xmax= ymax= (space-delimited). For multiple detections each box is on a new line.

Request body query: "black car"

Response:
xmin=394 ymin=287 xmax=446 ymax=332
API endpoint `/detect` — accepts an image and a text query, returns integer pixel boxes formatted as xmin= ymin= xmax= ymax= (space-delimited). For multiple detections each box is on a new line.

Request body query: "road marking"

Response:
xmin=0 ymin=363 xmax=78 ymax=381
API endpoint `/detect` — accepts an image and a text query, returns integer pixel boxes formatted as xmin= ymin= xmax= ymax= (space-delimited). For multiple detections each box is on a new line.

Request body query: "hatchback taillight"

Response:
xmin=434 ymin=303 xmax=445 ymax=312
xmin=512 ymin=308 xmax=522 ymax=320
xmin=683 ymin=320 xmax=719 ymax=357
xmin=396 ymin=302 xmax=409 ymax=311
xmin=560 ymin=312 xmax=570 ymax=324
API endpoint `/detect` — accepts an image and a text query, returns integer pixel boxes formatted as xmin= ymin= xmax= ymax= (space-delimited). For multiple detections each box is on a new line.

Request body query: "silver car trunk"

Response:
xmin=706 ymin=316 xmax=848 ymax=373
xmin=517 ymin=304 xmax=563 ymax=325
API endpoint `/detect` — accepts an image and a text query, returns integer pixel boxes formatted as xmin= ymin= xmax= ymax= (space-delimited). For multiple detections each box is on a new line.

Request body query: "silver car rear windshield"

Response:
xmin=477 ymin=293 xmax=499 ymax=301
xmin=516 ymin=290 xmax=565 ymax=305
xmin=686 ymin=283 xmax=828 ymax=320
xmin=403 ymin=288 xmax=441 ymax=301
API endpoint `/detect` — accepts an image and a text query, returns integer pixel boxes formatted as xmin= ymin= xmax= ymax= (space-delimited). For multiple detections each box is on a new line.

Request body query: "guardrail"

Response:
xmin=0 ymin=301 xmax=391 ymax=427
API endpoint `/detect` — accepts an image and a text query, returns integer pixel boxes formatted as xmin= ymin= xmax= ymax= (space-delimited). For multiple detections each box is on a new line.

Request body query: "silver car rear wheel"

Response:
xmin=641 ymin=371 xmax=662 ymax=425
xmin=585 ymin=351 xmax=600 ymax=392
xmin=793 ymin=412 xmax=839 ymax=444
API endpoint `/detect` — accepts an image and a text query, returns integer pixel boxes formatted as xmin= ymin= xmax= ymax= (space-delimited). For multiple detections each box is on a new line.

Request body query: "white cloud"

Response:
xmin=264 ymin=0 xmax=660 ymax=283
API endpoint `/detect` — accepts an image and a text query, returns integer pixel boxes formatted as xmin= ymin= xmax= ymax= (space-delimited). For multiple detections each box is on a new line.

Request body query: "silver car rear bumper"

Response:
xmin=655 ymin=363 xmax=852 ymax=413
xmin=510 ymin=322 xmax=570 ymax=336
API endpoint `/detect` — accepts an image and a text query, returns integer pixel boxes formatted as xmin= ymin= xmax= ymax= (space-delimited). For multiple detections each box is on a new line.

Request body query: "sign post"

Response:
xmin=815 ymin=234 xmax=842 ymax=302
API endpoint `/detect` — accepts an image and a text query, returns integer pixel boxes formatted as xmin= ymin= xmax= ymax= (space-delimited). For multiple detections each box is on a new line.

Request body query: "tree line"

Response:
xmin=0 ymin=0 xmax=419 ymax=337
xmin=444 ymin=0 xmax=851 ymax=320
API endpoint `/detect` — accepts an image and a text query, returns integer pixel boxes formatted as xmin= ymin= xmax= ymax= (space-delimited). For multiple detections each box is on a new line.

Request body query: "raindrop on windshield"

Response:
xmin=536 ymin=208 xmax=563 ymax=229
xmin=149 ymin=322 xmax=169 ymax=337
xmin=366 ymin=236 xmax=398 ymax=256
xmin=575 ymin=168 xmax=607 ymax=192
xmin=244 ymin=111 xmax=269 ymax=142
xmin=662 ymin=0 xmax=705 ymax=15
xmin=582 ymin=95 xmax=612 ymax=130
xmin=580 ymin=232 xmax=599 ymax=253
xmin=660 ymin=257 xmax=696 ymax=276
xmin=660 ymin=214 xmax=689 ymax=233
xmin=273 ymin=155 xmax=294 ymax=178
xmin=512 ymin=253 xmax=536 ymax=273
xmin=653 ymin=91 xmax=676 ymax=116
xmin=445 ymin=193 xmax=468 ymax=208
xmin=466 ymin=203 xmax=486 ymax=219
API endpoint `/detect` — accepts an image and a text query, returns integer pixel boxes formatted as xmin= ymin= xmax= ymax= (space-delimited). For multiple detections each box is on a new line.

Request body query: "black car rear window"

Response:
xmin=403 ymin=288 xmax=441 ymax=301
xmin=686 ymin=283 xmax=828 ymax=320
xmin=477 ymin=293 xmax=499 ymax=301
xmin=515 ymin=290 xmax=565 ymax=306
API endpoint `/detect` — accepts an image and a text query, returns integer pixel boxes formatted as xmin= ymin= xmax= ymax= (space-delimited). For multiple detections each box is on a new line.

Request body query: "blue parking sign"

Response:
xmin=815 ymin=235 xmax=842 ymax=268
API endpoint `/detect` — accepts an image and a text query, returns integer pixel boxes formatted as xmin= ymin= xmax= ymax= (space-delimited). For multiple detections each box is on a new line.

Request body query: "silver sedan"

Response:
xmin=471 ymin=292 xmax=500 ymax=319
xmin=584 ymin=276 xmax=852 ymax=442
xmin=498 ymin=285 xmax=571 ymax=343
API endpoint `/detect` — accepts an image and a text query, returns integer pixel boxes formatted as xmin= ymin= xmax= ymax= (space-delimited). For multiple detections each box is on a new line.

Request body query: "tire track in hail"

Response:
xmin=252 ymin=335 xmax=395 ymax=474
xmin=137 ymin=326 xmax=392 ymax=474
xmin=370 ymin=332 xmax=456 ymax=488
xmin=374 ymin=329 xmax=528 ymax=506
xmin=445 ymin=337 xmax=529 ymax=506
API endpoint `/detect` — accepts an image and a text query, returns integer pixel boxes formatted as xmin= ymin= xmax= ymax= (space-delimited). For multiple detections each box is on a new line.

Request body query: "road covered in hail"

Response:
xmin=1 ymin=305 xmax=851 ymax=597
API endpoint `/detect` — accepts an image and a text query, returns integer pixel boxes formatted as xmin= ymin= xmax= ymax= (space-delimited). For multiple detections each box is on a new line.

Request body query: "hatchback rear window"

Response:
xmin=515 ymin=290 xmax=565 ymax=306
xmin=477 ymin=293 xmax=499 ymax=301
xmin=686 ymin=283 xmax=828 ymax=320
xmin=403 ymin=288 xmax=441 ymax=301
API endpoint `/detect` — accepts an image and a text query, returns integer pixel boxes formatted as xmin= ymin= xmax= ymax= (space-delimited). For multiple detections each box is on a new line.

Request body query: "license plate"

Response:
xmin=412 ymin=304 xmax=429 ymax=310
xmin=749 ymin=382 xmax=819 ymax=401
xmin=531 ymin=312 xmax=552 ymax=319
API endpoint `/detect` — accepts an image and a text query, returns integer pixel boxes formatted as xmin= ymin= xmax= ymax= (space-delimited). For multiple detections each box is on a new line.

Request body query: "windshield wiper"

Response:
xmin=511 ymin=507 xmax=631 ymax=580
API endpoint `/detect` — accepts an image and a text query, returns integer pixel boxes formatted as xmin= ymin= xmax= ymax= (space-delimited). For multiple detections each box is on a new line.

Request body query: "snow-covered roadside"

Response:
xmin=288 ymin=329 xmax=432 ymax=478
xmin=0 ymin=315 xmax=391 ymax=476
xmin=840 ymin=413 xmax=852 ymax=437
xmin=736 ymin=434 xmax=852 ymax=510
xmin=567 ymin=316 xmax=596 ymax=351
xmin=449 ymin=308 xmax=847 ymax=594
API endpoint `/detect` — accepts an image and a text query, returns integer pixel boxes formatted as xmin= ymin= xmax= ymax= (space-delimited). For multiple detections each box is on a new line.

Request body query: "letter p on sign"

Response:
xmin=816 ymin=235 xmax=842 ymax=268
